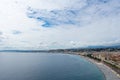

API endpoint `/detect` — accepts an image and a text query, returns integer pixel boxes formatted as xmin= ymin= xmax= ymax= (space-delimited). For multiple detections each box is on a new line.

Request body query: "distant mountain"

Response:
xmin=86 ymin=45 xmax=120 ymax=49
xmin=0 ymin=45 xmax=120 ymax=52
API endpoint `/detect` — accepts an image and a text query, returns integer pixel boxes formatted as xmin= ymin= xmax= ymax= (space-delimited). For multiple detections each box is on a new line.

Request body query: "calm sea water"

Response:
xmin=0 ymin=53 xmax=105 ymax=80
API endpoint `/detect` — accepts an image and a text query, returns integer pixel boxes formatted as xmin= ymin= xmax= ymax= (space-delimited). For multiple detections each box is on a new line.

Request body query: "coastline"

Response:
xmin=81 ymin=56 xmax=120 ymax=80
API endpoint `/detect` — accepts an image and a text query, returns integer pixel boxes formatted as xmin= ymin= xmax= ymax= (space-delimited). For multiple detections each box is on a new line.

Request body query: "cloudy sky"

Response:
xmin=0 ymin=0 xmax=120 ymax=50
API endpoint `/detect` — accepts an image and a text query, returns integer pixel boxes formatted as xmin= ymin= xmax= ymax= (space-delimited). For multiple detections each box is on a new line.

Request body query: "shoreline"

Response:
xmin=0 ymin=52 xmax=119 ymax=80
xmin=81 ymin=56 xmax=120 ymax=80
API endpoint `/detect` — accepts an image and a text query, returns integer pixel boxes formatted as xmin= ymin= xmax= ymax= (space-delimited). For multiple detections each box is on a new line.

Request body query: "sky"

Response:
xmin=0 ymin=0 xmax=120 ymax=50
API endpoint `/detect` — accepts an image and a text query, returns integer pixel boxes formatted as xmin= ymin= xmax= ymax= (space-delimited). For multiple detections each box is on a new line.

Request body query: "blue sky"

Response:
xmin=0 ymin=0 xmax=120 ymax=50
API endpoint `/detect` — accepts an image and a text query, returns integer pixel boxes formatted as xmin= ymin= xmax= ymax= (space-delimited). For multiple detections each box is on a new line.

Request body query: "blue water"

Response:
xmin=0 ymin=53 xmax=105 ymax=80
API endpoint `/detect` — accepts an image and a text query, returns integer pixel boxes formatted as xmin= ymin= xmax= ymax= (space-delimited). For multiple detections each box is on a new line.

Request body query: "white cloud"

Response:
xmin=0 ymin=0 xmax=120 ymax=50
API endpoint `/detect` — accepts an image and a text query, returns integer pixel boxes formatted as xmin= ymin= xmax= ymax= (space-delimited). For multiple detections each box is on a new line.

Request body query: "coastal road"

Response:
xmin=84 ymin=57 xmax=120 ymax=80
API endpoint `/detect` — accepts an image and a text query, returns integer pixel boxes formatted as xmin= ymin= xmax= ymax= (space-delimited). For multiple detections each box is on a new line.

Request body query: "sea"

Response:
xmin=0 ymin=52 xmax=105 ymax=80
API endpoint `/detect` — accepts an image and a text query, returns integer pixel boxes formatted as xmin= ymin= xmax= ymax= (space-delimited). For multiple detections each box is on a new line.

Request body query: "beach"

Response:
xmin=83 ymin=56 xmax=120 ymax=80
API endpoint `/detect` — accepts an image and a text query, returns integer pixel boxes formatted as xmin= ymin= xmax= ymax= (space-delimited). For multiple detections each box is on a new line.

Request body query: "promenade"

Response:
xmin=84 ymin=57 xmax=120 ymax=80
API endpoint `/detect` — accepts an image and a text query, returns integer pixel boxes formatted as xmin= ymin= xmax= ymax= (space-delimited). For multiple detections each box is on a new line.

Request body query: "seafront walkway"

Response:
xmin=84 ymin=57 xmax=120 ymax=80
